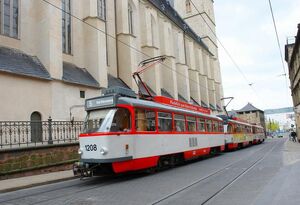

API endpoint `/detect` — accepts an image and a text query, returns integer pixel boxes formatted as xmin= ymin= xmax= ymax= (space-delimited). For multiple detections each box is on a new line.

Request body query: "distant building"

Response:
xmin=236 ymin=103 xmax=266 ymax=130
xmin=0 ymin=0 xmax=224 ymax=122
xmin=285 ymin=23 xmax=300 ymax=140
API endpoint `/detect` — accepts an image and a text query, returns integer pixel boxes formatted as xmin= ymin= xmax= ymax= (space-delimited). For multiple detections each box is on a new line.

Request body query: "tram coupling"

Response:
xmin=73 ymin=162 xmax=94 ymax=179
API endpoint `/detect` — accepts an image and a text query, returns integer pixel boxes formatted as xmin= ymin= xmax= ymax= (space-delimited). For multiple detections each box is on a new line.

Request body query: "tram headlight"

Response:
xmin=99 ymin=147 xmax=108 ymax=155
xmin=78 ymin=148 xmax=83 ymax=155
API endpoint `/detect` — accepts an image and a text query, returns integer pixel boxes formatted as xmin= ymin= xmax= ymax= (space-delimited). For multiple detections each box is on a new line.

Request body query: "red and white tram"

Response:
xmin=75 ymin=87 xmax=225 ymax=176
xmin=224 ymin=118 xmax=253 ymax=150
xmin=220 ymin=116 xmax=265 ymax=150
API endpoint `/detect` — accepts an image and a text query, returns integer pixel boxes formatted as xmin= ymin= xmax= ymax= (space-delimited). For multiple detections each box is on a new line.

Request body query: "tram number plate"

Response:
xmin=85 ymin=144 xmax=97 ymax=151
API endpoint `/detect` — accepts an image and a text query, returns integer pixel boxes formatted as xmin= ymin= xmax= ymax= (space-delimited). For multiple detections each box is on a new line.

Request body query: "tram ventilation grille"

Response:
xmin=189 ymin=137 xmax=198 ymax=147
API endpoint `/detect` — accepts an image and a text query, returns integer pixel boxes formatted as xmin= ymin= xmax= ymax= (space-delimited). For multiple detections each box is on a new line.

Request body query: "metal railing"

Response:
xmin=0 ymin=118 xmax=83 ymax=149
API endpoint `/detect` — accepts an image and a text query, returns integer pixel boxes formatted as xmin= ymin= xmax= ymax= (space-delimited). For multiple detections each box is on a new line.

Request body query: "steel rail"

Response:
xmin=150 ymin=141 xmax=277 ymax=205
xmin=0 ymin=175 xmax=126 ymax=204
xmin=200 ymin=140 xmax=280 ymax=205
xmin=0 ymin=142 xmax=273 ymax=205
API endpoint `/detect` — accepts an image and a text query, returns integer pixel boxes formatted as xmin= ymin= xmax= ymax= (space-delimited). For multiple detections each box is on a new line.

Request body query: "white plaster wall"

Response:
xmin=50 ymin=81 xmax=100 ymax=121
xmin=189 ymin=69 xmax=201 ymax=104
xmin=199 ymin=74 xmax=209 ymax=106
xmin=0 ymin=73 xmax=51 ymax=121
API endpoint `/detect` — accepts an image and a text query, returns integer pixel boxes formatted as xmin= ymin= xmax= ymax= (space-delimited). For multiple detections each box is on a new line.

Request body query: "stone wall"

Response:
xmin=0 ymin=143 xmax=79 ymax=180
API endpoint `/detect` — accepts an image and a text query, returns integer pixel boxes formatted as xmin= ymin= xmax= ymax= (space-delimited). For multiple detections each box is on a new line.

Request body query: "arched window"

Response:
xmin=128 ymin=3 xmax=133 ymax=34
xmin=186 ymin=0 xmax=191 ymax=13
xmin=97 ymin=0 xmax=106 ymax=20
xmin=62 ymin=0 xmax=72 ymax=54
xmin=0 ymin=0 xmax=19 ymax=38
xmin=30 ymin=112 xmax=42 ymax=143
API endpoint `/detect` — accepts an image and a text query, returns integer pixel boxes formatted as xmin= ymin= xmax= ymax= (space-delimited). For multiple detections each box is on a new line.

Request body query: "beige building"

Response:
xmin=285 ymin=23 xmax=300 ymax=140
xmin=236 ymin=103 xmax=266 ymax=130
xmin=0 ymin=0 xmax=224 ymax=122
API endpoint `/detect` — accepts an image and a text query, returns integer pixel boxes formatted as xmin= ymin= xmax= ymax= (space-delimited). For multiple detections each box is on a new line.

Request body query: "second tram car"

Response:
xmin=220 ymin=115 xmax=265 ymax=150
xmin=252 ymin=124 xmax=265 ymax=144
xmin=225 ymin=118 xmax=253 ymax=150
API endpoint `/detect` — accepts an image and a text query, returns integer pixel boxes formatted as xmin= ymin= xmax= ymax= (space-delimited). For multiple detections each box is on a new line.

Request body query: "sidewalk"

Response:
xmin=0 ymin=170 xmax=75 ymax=193
xmin=283 ymin=138 xmax=300 ymax=165
xmin=253 ymin=138 xmax=300 ymax=205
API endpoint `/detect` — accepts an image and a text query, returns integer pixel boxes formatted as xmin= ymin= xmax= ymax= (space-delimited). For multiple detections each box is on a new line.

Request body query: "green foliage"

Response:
xmin=266 ymin=118 xmax=280 ymax=132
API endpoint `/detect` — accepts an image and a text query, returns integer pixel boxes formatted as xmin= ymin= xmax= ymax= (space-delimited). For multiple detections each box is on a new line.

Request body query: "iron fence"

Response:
xmin=0 ymin=118 xmax=83 ymax=149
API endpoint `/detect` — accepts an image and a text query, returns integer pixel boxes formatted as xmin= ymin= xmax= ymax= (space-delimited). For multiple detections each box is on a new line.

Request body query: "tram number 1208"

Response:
xmin=85 ymin=144 xmax=97 ymax=151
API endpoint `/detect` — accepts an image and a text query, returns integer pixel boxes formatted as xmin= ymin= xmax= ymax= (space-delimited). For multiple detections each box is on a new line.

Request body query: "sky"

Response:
xmin=214 ymin=0 xmax=300 ymax=111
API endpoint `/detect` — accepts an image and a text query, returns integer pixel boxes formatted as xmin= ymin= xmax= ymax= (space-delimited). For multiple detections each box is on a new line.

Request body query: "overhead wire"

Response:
xmin=41 ymin=0 xmax=216 ymax=94
xmin=267 ymin=0 xmax=290 ymax=103
xmin=189 ymin=0 xmax=267 ymax=107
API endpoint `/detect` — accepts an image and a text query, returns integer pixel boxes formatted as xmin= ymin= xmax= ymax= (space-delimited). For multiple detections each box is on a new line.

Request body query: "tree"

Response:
xmin=265 ymin=118 xmax=280 ymax=132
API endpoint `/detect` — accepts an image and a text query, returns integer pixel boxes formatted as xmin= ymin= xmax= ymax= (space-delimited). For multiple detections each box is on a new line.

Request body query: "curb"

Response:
xmin=0 ymin=175 xmax=78 ymax=193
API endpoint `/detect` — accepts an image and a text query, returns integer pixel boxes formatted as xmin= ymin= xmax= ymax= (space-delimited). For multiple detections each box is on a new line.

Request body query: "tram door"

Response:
xmin=30 ymin=112 xmax=42 ymax=143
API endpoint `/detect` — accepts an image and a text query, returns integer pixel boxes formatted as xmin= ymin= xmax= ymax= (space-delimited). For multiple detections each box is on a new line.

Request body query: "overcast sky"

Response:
xmin=214 ymin=0 xmax=300 ymax=111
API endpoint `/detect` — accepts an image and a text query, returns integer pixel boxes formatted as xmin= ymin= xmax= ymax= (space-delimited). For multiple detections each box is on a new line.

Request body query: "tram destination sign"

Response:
xmin=85 ymin=96 xmax=115 ymax=110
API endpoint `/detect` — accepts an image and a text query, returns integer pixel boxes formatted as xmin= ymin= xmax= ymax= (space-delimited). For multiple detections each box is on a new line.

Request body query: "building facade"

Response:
xmin=285 ymin=23 xmax=300 ymax=140
xmin=0 ymin=0 xmax=224 ymax=121
xmin=236 ymin=103 xmax=266 ymax=130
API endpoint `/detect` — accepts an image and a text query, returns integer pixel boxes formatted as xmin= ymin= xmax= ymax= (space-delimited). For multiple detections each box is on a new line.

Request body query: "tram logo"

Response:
xmin=154 ymin=96 xmax=211 ymax=114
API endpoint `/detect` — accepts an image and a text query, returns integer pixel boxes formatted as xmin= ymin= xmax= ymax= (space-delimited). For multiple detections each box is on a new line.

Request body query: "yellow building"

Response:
xmin=285 ymin=23 xmax=300 ymax=141
xmin=0 ymin=0 xmax=224 ymax=121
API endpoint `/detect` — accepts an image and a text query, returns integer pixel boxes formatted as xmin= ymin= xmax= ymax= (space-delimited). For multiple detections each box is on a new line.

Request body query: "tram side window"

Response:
xmin=158 ymin=112 xmax=172 ymax=131
xmin=110 ymin=108 xmax=131 ymax=132
xmin=227 ymin=124 xmax=233 ymax=133
xmin=234 ymin=125 xmax=238 ymax=133
xmin=135 ymin=108 xmax=156 ymax=131
xmin=187 ymin=116 xmax=196 ymax=132
xmin=248 ymin=126 xmax=252 ymax=134
xmin=219 ymin=122 xmax=224 ymax=132
xmin=197 ymin=118 xmax=206 ymax=132
xmin=174 ymin=114 xmax=186 ymax=132
xmin=243 ymin=126 xmax=247 ymax=133
xmin=206 ymin=120 xmax=212 ymax=132
xmin=213 ymin=121 xmax=219 ymax=132
xmin=236 ymin=124 xmax=241 ymax=133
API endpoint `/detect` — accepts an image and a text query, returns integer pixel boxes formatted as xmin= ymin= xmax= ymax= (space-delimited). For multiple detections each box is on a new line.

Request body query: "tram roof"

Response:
xmin=228 ymin=119 xmax=253 ymax=127
xmin=118 ymin=97 xmax=222 ymax=121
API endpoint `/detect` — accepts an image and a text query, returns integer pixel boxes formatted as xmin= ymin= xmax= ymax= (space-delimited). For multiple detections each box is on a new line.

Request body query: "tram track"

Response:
xmin=200 ymin=140 xmax=280 ymax=205
xmin=0 ymin=142 xmax=274 ymax=205
xmin=150 ymin=140 xmax=279 ymax=205
xmin=0 ymin=174 xmax=141 ymax=205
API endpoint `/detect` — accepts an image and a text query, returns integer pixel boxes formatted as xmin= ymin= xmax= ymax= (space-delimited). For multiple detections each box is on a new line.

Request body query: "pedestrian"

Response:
xmin=289 ymin=132 xmax=293 ymax=141
xmin=291 ymin=131 xmax=297 ymax=142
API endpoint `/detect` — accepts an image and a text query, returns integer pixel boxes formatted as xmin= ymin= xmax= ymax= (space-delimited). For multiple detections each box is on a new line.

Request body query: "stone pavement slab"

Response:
xmin=253 ymin=138 xmax=300 ymax=205
xmin=0 ymin=170 xmax=75 ymax=193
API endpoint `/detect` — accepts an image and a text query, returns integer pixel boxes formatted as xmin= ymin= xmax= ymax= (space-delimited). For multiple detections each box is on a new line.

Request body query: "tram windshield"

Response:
xmin=83 ymin=108 xmax=131 ymax=133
